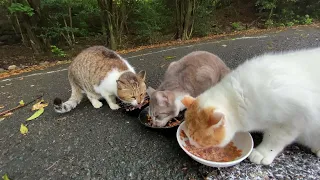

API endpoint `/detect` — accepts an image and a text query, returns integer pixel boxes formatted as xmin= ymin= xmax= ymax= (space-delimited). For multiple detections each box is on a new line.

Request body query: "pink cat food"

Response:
xmin=146 ymin=115 xmax=182 ymax=127
xmin=180 ymin=130 xmax=242 ymax=162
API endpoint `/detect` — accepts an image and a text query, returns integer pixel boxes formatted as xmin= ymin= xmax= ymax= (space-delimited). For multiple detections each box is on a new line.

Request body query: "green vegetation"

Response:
xmin=0 ymin=0 xmax=319 ymax=54
xmin=51 ymin=45 xmax=67 ymax=57
xmin=231 ymin=22 xmax=245 ymax=31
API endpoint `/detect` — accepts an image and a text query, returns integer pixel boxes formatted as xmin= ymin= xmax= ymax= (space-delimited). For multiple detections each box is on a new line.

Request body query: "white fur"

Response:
xmin=196 ymin=47 xmax=320 ymax=165
xmin=93 ymin=69 xmax=120 ymax=110
xmin=95 ymin=69 xmax=122 ymax=95
xmin=120 ymin=57 xmax=136 ymax=73
xmin=93 ymin=59 xmax=136 ymax=110
xmin=174 ymin=93 xmax=188 ymax=114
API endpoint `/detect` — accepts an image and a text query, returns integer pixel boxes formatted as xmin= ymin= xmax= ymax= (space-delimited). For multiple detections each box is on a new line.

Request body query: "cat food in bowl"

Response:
xmin=138 ymin=106 xmax=185 ymax=129
xmin=176 ymin=121 xmax=253 ymax=168
xmin=116 ymin=95 xmax=150 ymax=112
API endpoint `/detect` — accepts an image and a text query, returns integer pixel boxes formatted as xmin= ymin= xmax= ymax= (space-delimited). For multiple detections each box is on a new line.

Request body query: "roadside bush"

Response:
xmin=0 ymin=0 xmax=319 ymax=53
xmin=255 ymin=0 xmax=319 ymax=28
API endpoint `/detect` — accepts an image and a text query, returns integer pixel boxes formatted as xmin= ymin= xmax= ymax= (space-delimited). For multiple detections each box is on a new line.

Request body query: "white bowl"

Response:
xmin=176 ymin=121 xmax=253 ymax=168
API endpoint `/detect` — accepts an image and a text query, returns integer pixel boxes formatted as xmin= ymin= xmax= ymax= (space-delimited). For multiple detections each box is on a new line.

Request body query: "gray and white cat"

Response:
xmin=146 ymin=51 xmax=230 ymax=127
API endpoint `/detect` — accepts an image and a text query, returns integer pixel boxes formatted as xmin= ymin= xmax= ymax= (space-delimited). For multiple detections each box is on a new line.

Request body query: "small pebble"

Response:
xmin=8 ymin=65 xmax=17 ymax=70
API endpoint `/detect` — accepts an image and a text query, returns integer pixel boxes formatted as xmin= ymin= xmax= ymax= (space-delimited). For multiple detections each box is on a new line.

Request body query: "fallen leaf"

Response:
xmin=19 ymin=100 xmax=25 ymax=106
xmin=32 ymin=100 xmax=48 ymax=111
xmin=0 ymin=118 xmax=5 ymax=122
xmin=0 ymin=105 xmax=4 ymax=109
xmin=164 ymin=56 xmax=176 ymax=60
xmin=19 ymin=77 xmax=24 ymax=80
xmin=20 ymin=124 xmax=28 ymax=135
xmin=3 ymin=112 xmax=13 ymax=117
xmin=2 ymin=174 xmax=10 ymax=180
xmin=222 ymin=44 xmax=227 ymax=47
xmin=27 ymin=108 xmax=44 ymax=121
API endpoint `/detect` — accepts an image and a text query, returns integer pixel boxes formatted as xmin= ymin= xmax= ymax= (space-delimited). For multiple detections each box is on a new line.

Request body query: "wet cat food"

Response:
xmin=116 ymin=96 xmax=150 ymax=111
xmin=180 ymin=130 xmax=242 ymax=162
xmin=146 ymin=114 xmax=183 ymax=127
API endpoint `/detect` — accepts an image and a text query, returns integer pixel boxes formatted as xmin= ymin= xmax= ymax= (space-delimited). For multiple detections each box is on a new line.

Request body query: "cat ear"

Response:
xmin=181 ymin=95 xmax=195 ymax=108
xmin=146 ymin=86 xmax=156 ymax=96
xmin=208 ymin=110 xmax=225 ymax=127
xmin=116 ymin=80 xmax=126 ymax=89
xmin=137 ymin=70 xmax=146 ymax=81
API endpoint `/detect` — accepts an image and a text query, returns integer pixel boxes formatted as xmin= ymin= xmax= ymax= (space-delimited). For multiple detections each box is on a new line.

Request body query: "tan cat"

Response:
xmin=53 ymin=46 xmax=147 ymax=113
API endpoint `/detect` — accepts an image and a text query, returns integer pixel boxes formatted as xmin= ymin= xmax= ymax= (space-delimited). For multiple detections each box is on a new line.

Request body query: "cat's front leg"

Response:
xmin=86 ymin=92 xmax=103 ymax=109
xmin=101 ymin=91 xmax=120 ymax=110
xmin=249 ymin=125 xmax=299 ymax=165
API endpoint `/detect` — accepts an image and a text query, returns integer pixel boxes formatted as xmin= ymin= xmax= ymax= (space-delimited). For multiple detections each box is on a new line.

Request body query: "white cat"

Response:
xmin=181 ymin=47 xmax=320 ymax=165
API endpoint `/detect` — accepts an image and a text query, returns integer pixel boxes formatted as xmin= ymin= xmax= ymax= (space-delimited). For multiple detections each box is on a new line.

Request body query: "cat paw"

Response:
xmin=92 ymin=100 xmax=103 ymax=109
xmin=109 ymin=103 xmax=120 ymax=110
xmin=249 ymin=148 xmax=274 ymax=165
xmin=311 ymin=148 xmax=320 ymax=157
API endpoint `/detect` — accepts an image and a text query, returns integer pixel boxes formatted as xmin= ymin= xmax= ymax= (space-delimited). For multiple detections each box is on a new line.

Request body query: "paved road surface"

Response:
xmin=1 ymin=26 xmax=320 ymax=180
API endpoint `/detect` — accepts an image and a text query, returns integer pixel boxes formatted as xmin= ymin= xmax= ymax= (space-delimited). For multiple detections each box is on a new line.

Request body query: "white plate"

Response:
xmin=176 ymin=121 xmax=253 ymax=168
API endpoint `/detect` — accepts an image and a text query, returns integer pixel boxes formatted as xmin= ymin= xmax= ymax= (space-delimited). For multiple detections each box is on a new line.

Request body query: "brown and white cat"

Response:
xmin=54 ymin=46 xmax=147 ymax=113
xmin=146 ymin=51 xmax=230 ymax=127
xmin=180 ymin=47 xmax=320 ymax=165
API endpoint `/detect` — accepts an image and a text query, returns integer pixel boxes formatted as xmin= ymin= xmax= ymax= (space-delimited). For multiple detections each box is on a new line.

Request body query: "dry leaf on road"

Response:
xmin=20 ymin=124 xmax=28 ymax=135
xmin=27 ymin=108 xmax=44 ymax=121
xmin=32 ymin=100 xmax=48 ymax=111
xmin=0 ymin=105 xmax=4 ymax=109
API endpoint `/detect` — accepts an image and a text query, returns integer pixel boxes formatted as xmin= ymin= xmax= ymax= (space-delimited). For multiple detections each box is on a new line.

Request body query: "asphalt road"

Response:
xmin=1 ymin=26 xmax=320 ymax=180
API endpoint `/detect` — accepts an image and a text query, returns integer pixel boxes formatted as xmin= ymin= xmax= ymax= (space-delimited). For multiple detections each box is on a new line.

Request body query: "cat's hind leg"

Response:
xmin=297 ymin=127 xmax=320 ymax=157
xmin=86 ymin=92 xmax=103 ymax=109
xmin=310 ymin=135 xmax=320 ymax=157
xmin=249 ymin=125 xmax=299 ymax=165
xmin=311 ymin=148 xmax=320 ymax=157
xmin=100 ymin=91 xmax=120 ymax=110
xmin=306 ymin=134 xmax=320 ymax=157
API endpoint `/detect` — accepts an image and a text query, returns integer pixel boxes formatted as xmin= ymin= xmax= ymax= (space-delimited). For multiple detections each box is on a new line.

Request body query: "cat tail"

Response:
xmin=53 ymin=78 xmax=83 ymax=113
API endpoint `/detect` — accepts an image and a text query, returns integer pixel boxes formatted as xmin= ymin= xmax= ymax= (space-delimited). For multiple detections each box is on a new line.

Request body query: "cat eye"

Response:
xmin=131 ymin=96 xmax=136 ymax=99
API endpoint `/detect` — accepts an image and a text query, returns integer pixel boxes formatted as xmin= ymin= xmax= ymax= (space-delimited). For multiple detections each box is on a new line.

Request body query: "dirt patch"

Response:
xmin=0 ymin=44 xmax=61 ymax=69
xmin=215 ymin=0 xmax=259 ymax=30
